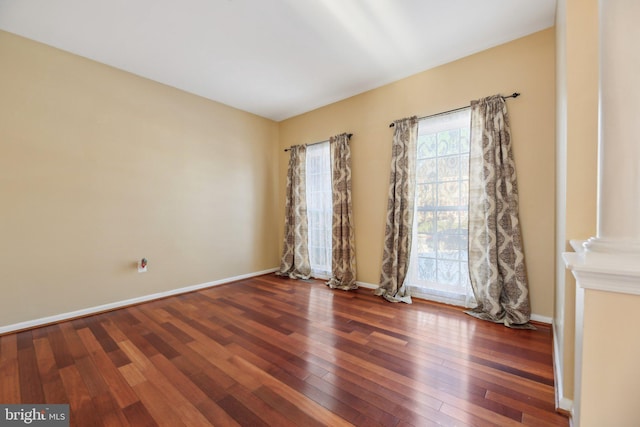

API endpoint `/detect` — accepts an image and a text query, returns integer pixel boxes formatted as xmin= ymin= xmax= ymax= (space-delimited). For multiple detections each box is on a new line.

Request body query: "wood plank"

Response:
xmin=142 ymin=332 xmax=180 ymax=360
xmin=58 ymin=364 xmax=101 ymax=427
xmin=76 ymin=327 xmax=104 ymax=355
xmin=159 ymin=322 xmax=194 ymax=344
xmin=486 ymin=390 xmax=570 ymax=426
xmin=228 ymin=355 xmax=354 ymax=426
xmin=92 ymin=392 xmax=132 ymax=427
xmin=134 ymin=353 xmax=213 ymax=426
xmin=17 ymin=331 xmax=45 ymax=403
xmin=131 ymin=381 xmax=188 ymax=427
xmin=170 ymin=354 xmax=232 ymax=401
xmin=147 ymin=353 xmax=209 ymax=405
xmin=0 ymin=333 xmax=18 ymax=363
xmin=118 ymin=363 xmax=147 ymax=387
xmin=33 ymin=337 xmax=68 ymax=403
xmin=58 ymin=322 xmax=90 ymax=360
xmin=122 ymin=401 xmax=158 ymax=427
xmin=253 ymin=384 xmax=328 ymax=427
xmin=223 ymin=382 xmax=299 ymax=427
xmin=74 ymin=356 xmax=110 ymax=397
xmin=194 ymin=399 xmax=241 ymax=427
xmin=215 ymin=394 xmax=271 ymax=427
xmin=279 ymin=369 xmax=392 ymax=426
xmin=0 ymin=359 xmax=20 ymax=403
xmin=84 ymin=316 xmax=120 ymax=354
xmin=1 ymin=331 xmax=21 ymax=403
xmin=319 ymin=365 xmax=465 ymax=426
xmin=89 ymin=348 xmax=140 ymax=409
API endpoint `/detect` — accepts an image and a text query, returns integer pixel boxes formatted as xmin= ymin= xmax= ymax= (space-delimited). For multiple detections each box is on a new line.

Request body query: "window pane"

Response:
xmin=418 ymin=134 xmax=437 ymax=158
xmin=437 ymin=130 xmax=461 ymax=156
xmin=416 ymin=183 xmax=436 ymax=207
xmin=437 ymin=155 xmax=460 ymax=182
xmin=417 ymin=233 xmax=436 ymax=257
xmin=418 ymin=257 xmax=436 ymax=282
xmin=416 ymin=210 xmax=435 ymax=233
xmin=417 ymin=158 xmax=437 ymax=183
xmin=437 ymin=260 xmax=460 ymax=286
xmin=438 ymin=234 xmax=461 ymax=260
xmin=438 ymin=182 xmax=460 ymax=207
xmin=437 ymin=210 xmax=459 ymax=234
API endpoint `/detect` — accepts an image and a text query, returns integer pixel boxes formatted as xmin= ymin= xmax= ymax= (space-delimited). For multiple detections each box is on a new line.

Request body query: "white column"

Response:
xmin=585 ymin=0 xmax=640 ymax=254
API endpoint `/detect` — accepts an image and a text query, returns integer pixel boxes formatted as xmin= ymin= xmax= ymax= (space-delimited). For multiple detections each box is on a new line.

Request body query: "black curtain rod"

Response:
xmin=284 ymin=133 xmax=352 ymax=152
xmin=388 ymin=92 xmax=521 ymax=128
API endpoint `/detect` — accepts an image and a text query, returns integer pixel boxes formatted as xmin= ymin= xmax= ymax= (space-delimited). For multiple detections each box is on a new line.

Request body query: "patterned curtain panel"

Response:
xmin=466 ymin=95 xmax=533 ymax=328
xmin=277 ymin=145 xmax=311 ymax=279
xmin=375 ymin=117 xmax=418 ymax=303
xmin=327 ymin=133 xmax=357 ymax=290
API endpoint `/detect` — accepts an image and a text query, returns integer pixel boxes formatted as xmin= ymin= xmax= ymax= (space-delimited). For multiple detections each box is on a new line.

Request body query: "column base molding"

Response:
xmin=564 ymin=239 xmax=640 ymax=295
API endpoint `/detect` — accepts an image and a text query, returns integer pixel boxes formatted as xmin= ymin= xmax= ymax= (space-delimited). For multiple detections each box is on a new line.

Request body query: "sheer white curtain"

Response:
xmin=406 ymin=108 xmax=475 ymax=307
xmin=306 ymin=141 xmax=332 ymax=278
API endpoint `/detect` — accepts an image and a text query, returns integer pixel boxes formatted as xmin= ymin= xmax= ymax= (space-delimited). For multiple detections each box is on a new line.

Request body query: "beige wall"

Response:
xmin=0 ymin=31 xmax=280 ymax=327
xmin=580 ymin=290 xmax=640 ymax=426
xmin=279 ymin=29 xmax=556 ymax=318
xmin=554 ymin=0 xmax=599 ymax=406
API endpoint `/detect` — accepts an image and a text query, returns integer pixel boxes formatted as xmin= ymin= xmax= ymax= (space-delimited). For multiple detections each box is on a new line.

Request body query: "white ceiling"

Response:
xmin=0 ymin=0 xmax=556 ymax=121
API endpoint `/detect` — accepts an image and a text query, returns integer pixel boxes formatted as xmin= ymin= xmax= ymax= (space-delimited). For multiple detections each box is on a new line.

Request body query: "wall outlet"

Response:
xmin=138 ymin=258 xmax=148 ymax=273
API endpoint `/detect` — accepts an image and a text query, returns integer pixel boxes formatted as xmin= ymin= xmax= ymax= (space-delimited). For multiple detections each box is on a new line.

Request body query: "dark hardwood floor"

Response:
xmin=0 ymin=274 xmax=569 ymax=426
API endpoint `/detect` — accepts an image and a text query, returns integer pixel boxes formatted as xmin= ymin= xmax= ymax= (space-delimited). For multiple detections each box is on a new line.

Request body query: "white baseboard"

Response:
xmin=0 ymin=267 xmax=279 ymax=335
xmin=530 ymin=314 xmax=553 ymax=324
xmin=356 ymin=281 xmax=378 ymax=290
xmin=553 ymin=321 xmax=574 ymax=415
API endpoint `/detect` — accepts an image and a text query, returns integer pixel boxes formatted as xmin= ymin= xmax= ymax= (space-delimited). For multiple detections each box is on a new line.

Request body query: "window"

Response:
xmin=306 ymin=141 xmax=332 ymax=278
xmin=406 ymin=108 xmax=475 ymax=307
